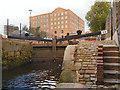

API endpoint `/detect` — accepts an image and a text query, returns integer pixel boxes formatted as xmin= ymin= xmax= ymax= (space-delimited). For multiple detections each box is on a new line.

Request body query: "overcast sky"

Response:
xmin=0 ymin=0 xmax=110 ymax=35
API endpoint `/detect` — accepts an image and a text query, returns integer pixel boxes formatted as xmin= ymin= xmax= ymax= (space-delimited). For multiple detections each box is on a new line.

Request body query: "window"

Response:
xmin=61 ymin=30 xmax=64 ymax=33
xmin=47 ymin=15 xmax=49 ymax=17
xmin=41 ymin=25 xmax=42 ymax=28
xmin=47 ymin=24 xmax=49 ymax=27
xmin=38 ymin=21 xmax=40 ymax=23
xmin=41 ymin=16 xmax=43 ymax=18
xmin=58 ymin=22 xmax=60 ymax=24
xmin=61 ymin=12 xmax=64 ymax=15
xmin=55 ymin=36 xmax=57 ymax=39
xmin=65 ymin=21 xmax=67 ymax=23
xmin=58 ymin=13 xmax=60 ymax=16
xmin=58 ymin=17 xmax=60 ymax=20
xmin=51 ymin=23 xmax=53 ymax=25
xmin=58 ymin=26 xmax=60 ymax=29
xmin=62 ymin=35 xmax=64 ymax=38
xmin=65 ymin=11 xmax=67 ymax=15
xmin=36 ymin=17 xmax=37 ymax=19
xmin=47 ymin=19 xmax=48 ymax=22
xmin=54 ymin=18 xmax=56 ymax=20
xmin=51 ymin=14 xmax=53 ymax=17
xmin=51 ymin=27 xmax=53 ymax=29
xmin=54 ymin=14 xmax=56 ymax=16
xmin=54 ymin=26 xmax=56 ymax=29
xmin=41 ymin=20 xmax=43 ymax=23
xmin=47 ymin=29 xmax=49 ymax=32
xmin=65 ymin=16 xmax=67 ymax=19
xmin=44 ymin=19 xmax=45 ymax=22
xmin=51 ymin=18 xmax=53 ymax=21
xmin=33 ymin=22 xmax=34 ymax=24
xmin=38 ymin=16 xmax=40 ymax=19
xmin=44 ymin=25 xmax=46 ymax=27
xmin=61 ymin=21 xmax=64 ymax=24
xmin=44 ymin=16 xmax=45 ymax=18
xmin=61 ymin=17 xmax=63 ymax=19
xmin=62 ymin=25 xmax=64 ymax=29
xmin=55 ymin=31 xmax=57 ymax=34
xmin=33 ymin=17 xmax=34 ymax=20
xmin=54 ymin=22 xmax=56 ymax=25
xmin=65 ymin=25 xmax=68 ymax=28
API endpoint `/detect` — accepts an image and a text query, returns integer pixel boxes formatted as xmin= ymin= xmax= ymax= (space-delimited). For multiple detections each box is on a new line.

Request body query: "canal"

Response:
xmin=2 ymin=47 xmax=65 ymax=89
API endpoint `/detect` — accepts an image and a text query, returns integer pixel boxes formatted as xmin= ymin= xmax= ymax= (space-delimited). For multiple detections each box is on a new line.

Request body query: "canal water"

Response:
xmin=2 ymin=47 xmax=65 ymax=89
xmin=2 ymin=60 xmax=63 ymax=89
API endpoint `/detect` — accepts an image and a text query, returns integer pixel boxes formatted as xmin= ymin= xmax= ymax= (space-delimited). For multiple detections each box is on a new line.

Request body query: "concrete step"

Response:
xmin=104 ymin=56 xmax=120 ymax=63
xmin=104 ymin=65 xmax=119 ymax=71
xmin=103 ymin=51 xmax=120 ymax=56
xmin=104 ymin=70 xmax=120 ymax=74
xmin=104 ymin=73 xmax=120 ymax=79
xmin=103 ymin=45 xmax=119 ymax=51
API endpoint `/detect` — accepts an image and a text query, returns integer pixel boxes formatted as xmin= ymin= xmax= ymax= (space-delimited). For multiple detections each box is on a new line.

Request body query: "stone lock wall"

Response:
xmin=2 ymin=39 xmax=33 ymax=70
xmin=60 ymin=40 xmax=116 ymax=87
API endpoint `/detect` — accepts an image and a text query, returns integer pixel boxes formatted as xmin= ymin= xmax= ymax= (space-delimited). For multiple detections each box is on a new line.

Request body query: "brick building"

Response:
xmin=30 ymin=7 xmax=85 ymax=39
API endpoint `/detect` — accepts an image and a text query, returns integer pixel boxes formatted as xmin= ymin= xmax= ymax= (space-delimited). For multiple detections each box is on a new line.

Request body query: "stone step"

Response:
xmin=104 ymin=65 xmax=119 ymax=71
xmin=103 ymin=45 xmax=119 ymax=51
xmin=104 ymin=57 xmax=120 ymax=63
xmin=103 ymin=51 xmax=120 ymax=56
xmin=103 ymin=79 xmax=120 ymax=84
xmin=104 ymin=73 xmax=120 ymax=79
xmin=104 ymin=70 xmax=120 ymax=74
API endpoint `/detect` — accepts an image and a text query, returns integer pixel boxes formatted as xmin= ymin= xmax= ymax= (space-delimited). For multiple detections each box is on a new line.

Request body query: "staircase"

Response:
xmin=103 ymin=45 xmax=120 ymax=84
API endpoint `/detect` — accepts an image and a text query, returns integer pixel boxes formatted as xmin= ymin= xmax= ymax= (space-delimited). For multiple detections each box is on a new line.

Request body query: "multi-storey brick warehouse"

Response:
xmin=30 ymin=8 xmax=85 ymax=39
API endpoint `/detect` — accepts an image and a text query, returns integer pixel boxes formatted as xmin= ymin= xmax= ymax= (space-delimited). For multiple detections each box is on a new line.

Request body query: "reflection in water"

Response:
xmin=2 ymin=60 xmax=63 ymax=89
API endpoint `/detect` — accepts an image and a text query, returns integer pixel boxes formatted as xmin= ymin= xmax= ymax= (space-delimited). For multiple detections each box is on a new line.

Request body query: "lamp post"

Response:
xmin=29 ymin=9 xmax=32 ymax=34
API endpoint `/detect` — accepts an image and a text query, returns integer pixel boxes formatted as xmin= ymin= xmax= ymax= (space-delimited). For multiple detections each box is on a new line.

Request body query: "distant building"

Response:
xmin=4 ymin=25 xmax=19 ymax=36
xmin=30 ymin=7 xmax=85 ymax=39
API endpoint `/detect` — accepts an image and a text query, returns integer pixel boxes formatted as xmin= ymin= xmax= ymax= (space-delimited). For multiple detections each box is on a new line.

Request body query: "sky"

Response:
xmin=0 ymin=0 xmax=105 ymax=35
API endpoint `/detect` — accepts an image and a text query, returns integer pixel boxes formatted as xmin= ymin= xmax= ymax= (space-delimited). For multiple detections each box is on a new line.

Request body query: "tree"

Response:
xmin=85 ymin=2 xmax=110 ymax=32
xmin=22 ymin=26 xmax=29 ymax=32
xmin=14 ymin=26 xmax=19 ymax=31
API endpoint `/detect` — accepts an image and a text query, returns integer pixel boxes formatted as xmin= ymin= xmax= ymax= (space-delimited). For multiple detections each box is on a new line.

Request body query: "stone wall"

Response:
xmin=60 ymin=40 xmax=116 ymax=87
xmin=2 ymin=38 xmax=33 ymax=70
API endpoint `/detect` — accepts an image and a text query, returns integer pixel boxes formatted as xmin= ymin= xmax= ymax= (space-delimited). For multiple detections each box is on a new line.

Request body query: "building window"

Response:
xmin=55 ymin=36 xmax=57 ymax=39
xmin=41 ymin=16 xmax=43 ymax=18
xmin=65 ymin=25 xmax=68 ymax=28
xmin=51 ymin=23 xmax=53 ymax=25
xmin=54 ymin=26 xmax=56 ymax=29
xmin=44 ymin=25 xmax=46 ymax=27
xmin=54 ymin=18 xmax=56 ymax=20
xmin=47 ymin=15 xmax=49 ymax=17
xmin=65 ymin=21 xmax=67 ymax=23
xmin=55 ymin=31 xmax=57 ymax=34
xmin=47 ymin=24 xmax=49 ymax=27
xmin=38 ymin=21 xmax=40 ymax=23
xmin=38 ymin=16 xmax=40 ymax=19
xmin=62 ymin=35 xmax=64 ymax=38
xmin=44 ymin=19 xmax=45 ymax=22
xmin=58 ymin=26 xmax=60 ymax=29
xmin=41 ymin=25 xmax=42 ymax=28
xmin=62 ymin=25 xmax=64 ymax=29
xmin=33 ymin=17 xmax=34 ymax=20
xmin=58 ymin=17 xmax=60 ymax=20
xmin=51 ymin=18 xmax=53 ymax=21
xmin=65 ymin=11 xmax=67 ymax=15
xmin=61 ymin=21 xmax=64 ymax=24
xmin=58 ymin=13 xmax=60 ymax=16
xmin=41 ymin=20 xmax=43 ymax=23
xmin=61 ymin=30 xmax=64 ymax=33
xmin=54 ymin=22 xmax=56 ymax=25
xmin=47 ymin=19 xmax=48 ymax=22
xmin=33 ymin=22 xmax=34 ymax=24
xmin=58 ymin=22 xmax=60 ymax=24
xmin=47 ymin=29 xmax=49 ymax=32
xmin=36 ymin=17 xmax=37 ymax=19
xmin=44 ymin=16 xmax=45 ymax=18
xmin=61 ymin=12 xmax=64 ymax=15
xmin=51 ymin=27 xmax=53 ymax=29
xmin=65 ymin=16 xmax=67 ymax=19
xmin=61 ymin=17 xmax=63 ymax=19
xmin=51 ymin=14 xmax=53 ymax=17
xmin=54 ymin=14 xmax=56 ymax=16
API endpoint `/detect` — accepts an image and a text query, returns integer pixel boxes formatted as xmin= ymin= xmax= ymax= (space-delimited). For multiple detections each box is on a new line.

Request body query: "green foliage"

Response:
xmin=14 ymin=26 xmax=19 ymax=31
xmin=22 ymin=25 xmax=29 ymax=32
xmin=85 ymin=2 xmax=110 ymax=32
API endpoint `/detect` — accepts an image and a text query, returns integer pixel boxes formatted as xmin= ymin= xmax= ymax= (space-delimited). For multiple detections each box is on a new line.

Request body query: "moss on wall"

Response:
xmin=2 ymin=39 xmax=33 ymax=70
